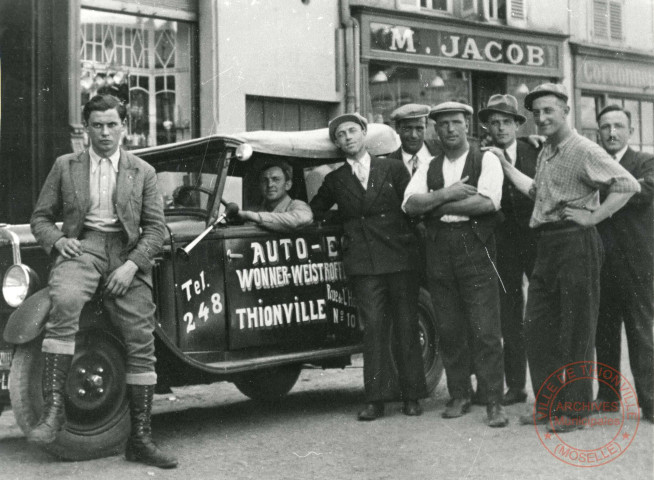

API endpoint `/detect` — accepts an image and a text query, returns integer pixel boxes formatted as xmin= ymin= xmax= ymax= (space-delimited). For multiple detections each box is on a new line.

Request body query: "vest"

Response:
xmin=424 ymin=147 xmax=503 ymax=243
xmin=500 ymin=142 xmax=536 ymax=228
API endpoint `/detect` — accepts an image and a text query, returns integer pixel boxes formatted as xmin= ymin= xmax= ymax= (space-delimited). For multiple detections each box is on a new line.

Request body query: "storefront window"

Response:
xmin=79 ymin=9 xmax=194 ymax=148
xmin=580 ymin=95 xmax=600 ymax=143
xmin=606 ymin=97 xmax=654 ymax=153
xmin=368 ymin=62 xmax=470 ymax=122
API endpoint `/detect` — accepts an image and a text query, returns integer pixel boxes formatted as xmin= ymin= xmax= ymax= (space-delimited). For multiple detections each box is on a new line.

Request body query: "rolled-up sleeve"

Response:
xmin=257 ymin=200 xmax=313 ymax=232
xmin=583 ymin=145 xmax=641 ymax=194
xmin=401 ymin=164 xmax=429 ymax=212
xmin=477 ymin=152 xmax=504 ymax=211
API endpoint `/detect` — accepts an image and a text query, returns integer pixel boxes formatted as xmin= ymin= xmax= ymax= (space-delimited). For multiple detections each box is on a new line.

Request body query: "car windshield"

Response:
xmin=146 ymin=143 xmax=226 ymax=216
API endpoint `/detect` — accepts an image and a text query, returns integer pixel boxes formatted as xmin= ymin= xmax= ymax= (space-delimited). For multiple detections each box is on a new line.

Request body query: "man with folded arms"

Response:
xmin=488 ymin=84 xmax=640 ymax=432
xmin=403 ymin=101 xmax=508 ymax=428
xmin=594 ymin=104 xmax=654 ymax=423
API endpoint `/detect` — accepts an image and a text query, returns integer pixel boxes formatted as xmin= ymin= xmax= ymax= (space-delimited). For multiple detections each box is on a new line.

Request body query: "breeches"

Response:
xmin=42 ymin=230 xmax=157 ymax=385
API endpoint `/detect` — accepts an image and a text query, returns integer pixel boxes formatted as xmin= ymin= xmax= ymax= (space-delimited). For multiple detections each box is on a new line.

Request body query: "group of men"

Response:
xmin=311 ymin=82 xmax=653 ymax=431
xmin=26 ymin=83 xmax=653 ymax=469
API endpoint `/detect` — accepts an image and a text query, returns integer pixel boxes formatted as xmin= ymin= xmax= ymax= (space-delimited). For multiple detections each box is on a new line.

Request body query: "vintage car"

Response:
xmin=0 ymin=124 xmax=442 ymax=460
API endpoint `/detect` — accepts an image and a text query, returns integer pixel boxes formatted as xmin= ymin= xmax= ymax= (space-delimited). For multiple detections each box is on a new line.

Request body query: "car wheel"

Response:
xmin=416 ymin=288 xmax=443 ymax=393
xmin=233 ymin=364 xmax=302 ymax=401
xmin=9 ymin=331 xmax=130 ymax=460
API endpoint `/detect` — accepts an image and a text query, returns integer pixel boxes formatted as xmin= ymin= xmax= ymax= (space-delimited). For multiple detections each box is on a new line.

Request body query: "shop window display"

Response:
xmin=79 ymin=9 xmax=193 ymax=149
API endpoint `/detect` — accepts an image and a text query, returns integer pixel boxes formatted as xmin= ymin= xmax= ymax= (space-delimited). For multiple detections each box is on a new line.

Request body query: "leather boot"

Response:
xmin=27 ymin=352 xmax=73 ymax=444
xmin=125 ymin=385 xmax=178 ymax=469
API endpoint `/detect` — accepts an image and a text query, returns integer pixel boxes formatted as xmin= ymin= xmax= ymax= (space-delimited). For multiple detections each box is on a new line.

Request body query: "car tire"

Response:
xmin=233 ymin=364 xmax=302 ymax=401
xmin=416 ymin=288 xmax=444 ymax=393
xmin=9 ymin=332 xmax=130 ymax=460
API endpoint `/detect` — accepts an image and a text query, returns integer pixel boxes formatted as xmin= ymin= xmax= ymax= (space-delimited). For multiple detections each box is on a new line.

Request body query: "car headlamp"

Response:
xmin=3 ymin=264 xmax=39 ymax=308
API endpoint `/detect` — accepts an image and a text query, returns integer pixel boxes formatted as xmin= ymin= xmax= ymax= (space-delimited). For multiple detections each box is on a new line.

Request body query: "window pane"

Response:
xmin=368 ymin=62 xmax=470 ymax=126
xmin=580 ymin=95 xmax=599 ymax=143
xmin=80 ymin=9 xmax=193 ymax=148
xmin=624 ymin=99 xmax=640 ymax=148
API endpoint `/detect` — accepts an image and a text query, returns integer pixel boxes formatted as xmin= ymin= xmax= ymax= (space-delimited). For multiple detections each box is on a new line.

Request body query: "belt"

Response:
xmin=534 ymin=221 xmax=587 ymax=236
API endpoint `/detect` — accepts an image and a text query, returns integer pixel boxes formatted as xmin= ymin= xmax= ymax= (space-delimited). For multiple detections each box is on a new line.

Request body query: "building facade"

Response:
xmin=1 ymin=0 xmax=653 ymax=222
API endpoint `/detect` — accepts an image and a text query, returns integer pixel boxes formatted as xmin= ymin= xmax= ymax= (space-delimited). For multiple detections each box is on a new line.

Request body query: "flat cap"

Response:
xmin=328 ymin=112 xmax=368 ymax=141
xmin=524 ymin=83 xmax=568 ymax=110
xmin=390 ymin=103 xmax=430 ymax=122
xmin=429 ymin=101 xmax=473 ymax=120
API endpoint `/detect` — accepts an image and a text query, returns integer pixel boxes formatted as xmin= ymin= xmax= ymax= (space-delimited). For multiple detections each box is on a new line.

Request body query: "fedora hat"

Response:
xmin=478 ymin=94 xmax=526 ymax=125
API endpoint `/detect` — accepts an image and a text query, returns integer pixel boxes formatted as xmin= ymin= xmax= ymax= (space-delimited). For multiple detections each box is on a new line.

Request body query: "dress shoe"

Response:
xmin=357 ymin=402 xmax=384 ymax=421
xmin=502 ymin=389 xmax=528 ymax=406
xmin=487 ymin=402 xmax=509 ymax=428
xmin=402 ymin=400 xmax=422 ymax=416
xmin=519 ymin=413 xmax=550 ymax=426
xmin=442 ymin=398 xmax=471 ymax=419
xmin=547 ymin=415 xmax=585 ymax=433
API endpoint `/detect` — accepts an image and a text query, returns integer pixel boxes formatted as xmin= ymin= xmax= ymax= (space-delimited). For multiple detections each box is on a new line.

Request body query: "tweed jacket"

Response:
xmin=310 ymin=154 xmax=418 ymax=276
xmin=30 ymin=149 xmax=165 ymax=274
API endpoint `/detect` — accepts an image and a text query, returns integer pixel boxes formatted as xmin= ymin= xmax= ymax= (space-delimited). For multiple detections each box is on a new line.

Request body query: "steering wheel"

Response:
xmin=172 ymin=185 xmax=212 ymax=208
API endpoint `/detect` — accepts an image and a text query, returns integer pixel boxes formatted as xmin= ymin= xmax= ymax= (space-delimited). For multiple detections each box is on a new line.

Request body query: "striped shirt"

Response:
xmin=529 ymin=131 xmax=640 ymax=228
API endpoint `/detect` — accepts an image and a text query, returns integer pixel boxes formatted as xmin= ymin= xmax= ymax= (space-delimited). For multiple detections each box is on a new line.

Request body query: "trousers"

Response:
xmin=496 ymin=219 xmax=536 ymax=391
xmin=350 ymin=271 xmax=427 ymax=402
xmin=42 ymin=230 xmax=157 ymax=385
xmin=525 ymin=226 xmax=603 ymax=417
xmin=425 ymin=223 xmax=504 ymax=403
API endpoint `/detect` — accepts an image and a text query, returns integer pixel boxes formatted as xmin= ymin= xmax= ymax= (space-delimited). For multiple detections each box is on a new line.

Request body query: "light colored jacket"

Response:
xmin=30 ymin=149 xmax=165 ymax=274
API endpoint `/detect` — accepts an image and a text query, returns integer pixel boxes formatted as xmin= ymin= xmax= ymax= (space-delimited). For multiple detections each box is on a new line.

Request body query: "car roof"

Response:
xmin=135 ymin=123 xmax=400 ymax=159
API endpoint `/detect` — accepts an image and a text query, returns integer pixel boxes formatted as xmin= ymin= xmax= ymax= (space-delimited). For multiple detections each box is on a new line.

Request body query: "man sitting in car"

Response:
xmin=237 ymin=159 xmax=313 ymax=232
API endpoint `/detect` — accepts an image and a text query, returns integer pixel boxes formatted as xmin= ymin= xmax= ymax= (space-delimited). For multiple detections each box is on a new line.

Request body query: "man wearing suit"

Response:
xmin=478 ymin=94 xmax=538 ymax=406
xmin=29 ymin=95 xmax=176 ymax=468
xmin=403 ymin=102 xmax=508 ymax=428
xmin=595 ymin=104 xmax=654 ymax=423
xmin=310 ymin=113 xmax=427 ymax=420
xmin=387 ymin=104 xmax=440 ymax=176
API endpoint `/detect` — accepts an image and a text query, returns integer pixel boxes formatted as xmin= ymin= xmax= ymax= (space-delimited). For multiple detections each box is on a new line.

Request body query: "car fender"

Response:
xmin=3 ymin=288 xmax=51 ymax=344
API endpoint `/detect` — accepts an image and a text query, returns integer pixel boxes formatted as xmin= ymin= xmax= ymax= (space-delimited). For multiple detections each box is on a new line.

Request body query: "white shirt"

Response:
xmin=346 ymin=152 xmax=371 ymax=189
xmin=401 ymin=144 xmax=433 ymax=174
xmin=85 ymin=147 xmax=121 ymax=232
xmin=613 ymin=144 xmax=629 ymax=163
xmin=402 ymin=149 xmax=504 ymax=222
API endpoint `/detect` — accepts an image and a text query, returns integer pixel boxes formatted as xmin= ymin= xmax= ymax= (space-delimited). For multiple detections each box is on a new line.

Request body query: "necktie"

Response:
xmin=503 ymin=149 xmax=513 ymax=166
xmin=409 ymin=155 xmax=418 ymax=176
xmin=353 ymin=160 xmax=367 ymax=189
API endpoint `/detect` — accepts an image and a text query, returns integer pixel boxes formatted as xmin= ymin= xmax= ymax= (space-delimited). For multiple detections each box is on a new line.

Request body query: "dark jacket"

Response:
xmin=310 ymin=154 xmax=418 ymax=276
xmin=597 ymin=148 xmax=654 ymax=282
xmin=387 ymin=140 xmax=442 ymax=164
xmin=30 ymin=149 xmax=165 ymax=274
